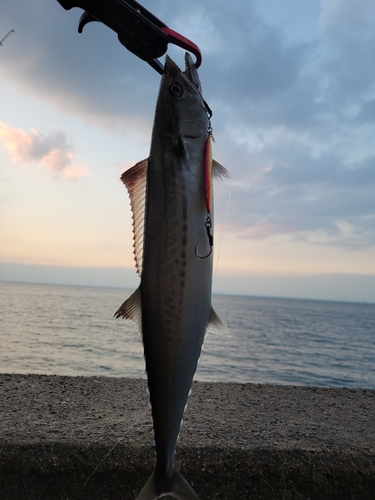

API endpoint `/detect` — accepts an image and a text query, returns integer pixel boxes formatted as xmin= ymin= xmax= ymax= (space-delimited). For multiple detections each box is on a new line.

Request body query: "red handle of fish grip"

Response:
xmin=160 ymin=27 xmax=202 ymax=68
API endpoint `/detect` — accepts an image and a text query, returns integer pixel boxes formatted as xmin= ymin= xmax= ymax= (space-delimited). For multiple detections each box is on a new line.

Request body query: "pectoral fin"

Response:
xmin=212 ymin=159 xmax=231 ymax=180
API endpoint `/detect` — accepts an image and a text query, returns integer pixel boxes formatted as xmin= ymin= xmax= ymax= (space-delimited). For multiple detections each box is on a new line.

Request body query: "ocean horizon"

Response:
xmin=1 ymin=281 xmax=374 ymax=389
xmin=1 ymin=262 xmax=375 ymax=304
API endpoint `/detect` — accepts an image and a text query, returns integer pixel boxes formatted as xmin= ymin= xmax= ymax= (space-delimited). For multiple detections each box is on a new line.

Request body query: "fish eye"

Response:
xmin=169 ymin=83 xmax=183 ymax=97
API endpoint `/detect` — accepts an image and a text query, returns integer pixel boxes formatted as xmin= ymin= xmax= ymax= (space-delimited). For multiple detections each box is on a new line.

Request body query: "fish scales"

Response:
xmin=115 ymin=53 xmax=230 ymax=500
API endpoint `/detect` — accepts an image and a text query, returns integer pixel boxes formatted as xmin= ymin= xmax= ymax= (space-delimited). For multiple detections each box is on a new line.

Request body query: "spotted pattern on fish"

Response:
xmin=115 ymin=53 xmax=230 ymax=500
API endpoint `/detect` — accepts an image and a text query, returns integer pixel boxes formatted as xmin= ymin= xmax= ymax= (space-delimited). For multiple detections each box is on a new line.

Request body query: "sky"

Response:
xmin=1 ymin=0 xmax=375 ymax=303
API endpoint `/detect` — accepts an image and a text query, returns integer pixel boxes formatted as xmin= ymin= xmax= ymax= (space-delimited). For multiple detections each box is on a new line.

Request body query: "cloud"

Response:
xmin=2 ymin=0 xmax=375 ymax=249
xmin=206 ymin=0 xmax=375 ymax=251
xmin=0 ymin=0 xmax=312 ymax=130
xmin=319 ymin=0 xmax=375 ymax=113
xmin=0 ymin=0 xmax=160 ymax=129
xmin=236 ymin=220 xmax=293 ymax=240
xmin=0 ymin=122 xmax=87 ymax=179
xmin=223 ymin=129 xmax=375 ymax=248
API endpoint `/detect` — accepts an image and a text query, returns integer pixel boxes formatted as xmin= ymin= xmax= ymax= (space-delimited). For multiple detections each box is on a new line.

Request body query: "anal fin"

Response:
xmin=206 ymin=306 xmax=230 ymax=336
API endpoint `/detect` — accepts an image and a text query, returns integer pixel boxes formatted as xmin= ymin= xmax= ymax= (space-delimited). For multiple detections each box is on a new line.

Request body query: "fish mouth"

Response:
xmin=183 ymin=52 xmax=202 ymax=93
xmin=164 ymin=53 xmax=202 ymax=94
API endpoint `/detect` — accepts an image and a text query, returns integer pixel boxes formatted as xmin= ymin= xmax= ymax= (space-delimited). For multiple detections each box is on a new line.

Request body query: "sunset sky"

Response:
xmin=1 ymin=0 xmax=375 ymax=302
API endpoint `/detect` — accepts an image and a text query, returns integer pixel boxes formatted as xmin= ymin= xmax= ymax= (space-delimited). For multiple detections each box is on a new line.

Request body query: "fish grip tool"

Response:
xmin=56 ymin=0 xmax=202 ymax=74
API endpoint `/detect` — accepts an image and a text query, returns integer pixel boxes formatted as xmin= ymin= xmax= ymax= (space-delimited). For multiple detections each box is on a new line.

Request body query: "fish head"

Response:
xmin=155 ymin=53 xmax=209 ymax=139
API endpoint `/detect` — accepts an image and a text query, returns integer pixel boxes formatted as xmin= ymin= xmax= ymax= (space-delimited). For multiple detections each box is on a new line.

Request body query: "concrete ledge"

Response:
xmin=0 ymin=374 xmax=374 ymax=499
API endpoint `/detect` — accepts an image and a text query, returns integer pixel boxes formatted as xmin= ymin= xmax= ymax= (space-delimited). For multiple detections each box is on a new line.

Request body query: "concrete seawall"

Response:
xmin=0 ymin=374 xmax=374 ymax=499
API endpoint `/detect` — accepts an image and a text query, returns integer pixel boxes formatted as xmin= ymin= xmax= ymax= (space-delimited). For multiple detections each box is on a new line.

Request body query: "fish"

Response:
xmin=115 ymin=52 xmax=230 ymax=500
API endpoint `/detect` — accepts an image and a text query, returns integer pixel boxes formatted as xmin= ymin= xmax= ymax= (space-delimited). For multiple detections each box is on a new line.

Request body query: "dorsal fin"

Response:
xmin=114 ymin=286 xmax=142 ymax=334
xmin=121 ymin=159 xmax=148 ymax=276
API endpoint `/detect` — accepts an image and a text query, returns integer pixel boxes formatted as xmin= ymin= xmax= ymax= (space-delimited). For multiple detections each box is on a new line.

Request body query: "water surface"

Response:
xmin=1 ymin=282 xmax=374 ymax=388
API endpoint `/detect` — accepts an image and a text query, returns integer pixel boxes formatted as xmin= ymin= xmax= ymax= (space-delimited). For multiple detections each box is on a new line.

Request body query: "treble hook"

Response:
xmin=195 ymin=215 xmax=213 ymax=259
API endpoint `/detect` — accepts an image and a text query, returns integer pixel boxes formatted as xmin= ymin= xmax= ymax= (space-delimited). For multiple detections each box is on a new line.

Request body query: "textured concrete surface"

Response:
xmin=0 ymin=374 xmax=374 ymax=499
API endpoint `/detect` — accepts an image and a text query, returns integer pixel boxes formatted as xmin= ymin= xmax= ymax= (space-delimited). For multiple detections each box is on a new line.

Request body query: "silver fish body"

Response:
xmin=115 ymin=53 xmax=229 ymax=500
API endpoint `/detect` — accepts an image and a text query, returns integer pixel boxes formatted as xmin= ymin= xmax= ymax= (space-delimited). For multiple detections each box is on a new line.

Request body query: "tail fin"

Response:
xmin=136 ymin=468 xmax=200 ymax=500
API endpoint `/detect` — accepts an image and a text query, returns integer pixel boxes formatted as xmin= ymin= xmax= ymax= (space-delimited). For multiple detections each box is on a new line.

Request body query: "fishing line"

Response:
xmin=77 ymin=395 xmax=150 ymax=496
xmin=214 ymin=177 xmax=232 ymax=279
xmin=212 ymin=140 xmax=232 ymax=280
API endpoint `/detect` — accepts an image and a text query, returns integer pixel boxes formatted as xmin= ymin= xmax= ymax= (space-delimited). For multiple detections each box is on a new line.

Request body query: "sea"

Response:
xmin=0 ymin=281 xmax=374 ymax=389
